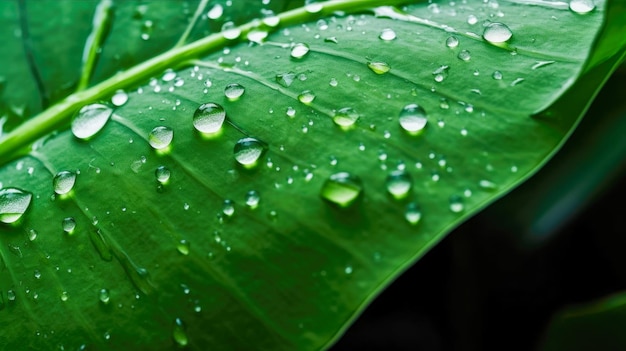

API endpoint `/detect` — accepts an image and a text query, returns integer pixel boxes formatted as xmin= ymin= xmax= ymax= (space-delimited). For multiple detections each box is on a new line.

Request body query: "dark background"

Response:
xmin=331 ymin=67 xmax=626 ymax=351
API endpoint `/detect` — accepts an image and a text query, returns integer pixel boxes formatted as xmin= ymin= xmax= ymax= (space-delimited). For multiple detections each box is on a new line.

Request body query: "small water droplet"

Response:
xmin=329 ymin=77 xmax=338 ymax=87
xmin=224 ymin=83 xmax=245 ymax=100
xmin=141 ymin=20 xmax=153 ymax=40
xmin=221 ymin=21 xmax=241 ymax=40
xmin=177 ymin=240 xmax=190 ymax=255
xmin=492 ymin=70 xmax=503 ymax=80
xmin=298 ymin=90 xmax=316 ymax=104
xmin=263 ymin=15 xmax=280 ymax=27
xmin=432 ymin=65 xmax=449 ymax=82
xmin=60 ymin=291 xmax=69 ymax=301
xmin=344 ymin=265 xmax=353 ymax=275
xmin=34 ymin=269 xmax=41 ymax=279
xmin=276 ymin=72 xmax=296 ymax=87
xmin=155 ymin=166 xmax=171 ymax=184
xmin=245 ymin=190 xmax=260 ymax=208
xmin=483 ymin=22 xmax=513 ymax=43
xmin=569 ymin=0 xmax=595 ymax=14
xmin=386 ymin=170 xmax=412 ymax=199
xmin=333 ymin=107 xmax=359 ymax=128
xmin=28 ymin=228 xmax=38 ymax=241
xmin=7 ymin=289 xmax=16 ymax=301
xmin=193 ymin=102 xmax=226 ymax=133
xmin=367 ymin=61 xmax=391 ymax=74
xmin=162 ymin=69 xmax=177 ymax=82
xmin=291 ymin=43 xmax=310 ymax=59
xmin=467 ymin=14 xmax=478 ymax=25
xmin=247 ymin=30 xmax=268 ymax=43
xmin=305 ymin=2 xmax=323 ymax=13
xmin=379 ymin=28 xmax=396 ymax=41
xmin=53 ymin=171 xmax=76 ymax=195
xmin=148 ymin=126 xmax=174 ymax=150
xmin=399 ymin=104 xmax=428 ymax=133
xmin=286 ymin=106 xmax=296 ymax=117
xmin=405 ymin=202 xmax=422 ymax=225
xmin=71 ymin=104 xmax=113 ymax=139
xmin=449 ymin=195 xmax=464 ymax=213
xmin=111 ymin=90 xmax=129 ymax=107
xmin=173 ymin=318 xmax=188 ymax=347
xmin=457 ymin=49 xmax=471 ymax=61
xmin=0 ymin=188 xmax=32 ymax=223
xmin=445 ymin=36 xmax=459 ymax=48
xmin=320 ymin=172 xmax=363 ymax=208
xmin=207 ymin=4 xmax=223 ymax=19
xmin=99 ymin=288 xmax=110 ymax=304
xmin=479 ymin=179 xmax=497 ymax=190
xmin=62 ymin=217 xmax=76 ymax=233
xmin=234 ymin=137 xmax=267 ymax=166
xmin=222 ymin=199 xmax=235 ymax=217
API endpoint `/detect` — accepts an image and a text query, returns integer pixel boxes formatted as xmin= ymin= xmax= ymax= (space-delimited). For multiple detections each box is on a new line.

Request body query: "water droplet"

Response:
xmin=298 ymin=90 xmax=316 ymax=104
xmin=207 ymin=4 xmax=223 ymax=19
xmin=7 ymin=289 xmax=16 ymax=301
xmin=111 ymin=90 xmax=129 ymax=107
xmin=62 ymin=217 xmax=76 ymax=233
xmin=286 ymin=106 xmax=296 ymax=117
xmin=234 ymin=137 xmax=267 ymax=166
xmin=344 ymin=265 xmax=353 ymax=275
xmin=367 ymin=61 xmax=391 ymax=74
xmin=404 ymin=202 xmax=422 ymax=225
xmin=432 ymin=65 xmax=449 ymax=82
xmin=141 ymin=20 xmax=153 ymax=40
xmin=53 ymin=171 xmax=76 ymax=195
xmin=329 ymin=77 xmax=338 ymax=87
xmin=172 ymin=318 xmax=188 ymax=347
xmin=467 ymin=14 xmax=478 ymax=25
xmin=332 ymin=107 xmax=359 ymax=128
xmin=60 ymin=291 xmax=69 ymax=301
xmin=247 ymin=30 xmax=268 ymax=43
xmin=193 ymin=102 xmax=226 ymax=133
xmin=245 ymin=190 xmax=260 ymax=208
xmin=386 ymin=170 xmax=412 ymax=199
xmin=511 ymin=78 xmax=525 ymax=86
xmin=399 ymin=104 xmax=428 ymax=133
xmin=479 ymin=179 xmax=497 ymax=191
xmin=569 ymin=0 xmax=595 ymax=13
xmin=222 ymin=200 xmax=235 ymax=217
xmin=0 ymin=188 xmax=32 ymax=223
xmin=291 ymin=43 xmax=310 ymax=59
xmin=34 ymin=269 xmax=41 ymax=279
xmin=445 ymin=36 xmax=459 ymax=48
xmin=492 ymin=70 xmax=503 ymax=80
xmin=449 ymin=195 xmax=464 ymax=213
xmin=483 ymin=22 xmax=513 ymax=43
xmin=148 ymin=126 xmax=174 ymax=150
xmin=71 ymin=103 xmax=113 ymax=139
xmin=379 ymin=28 xmax=396 ymax=41
xmin=221 ymin=21 xmax=241 ymax=40
xmin=99 ymin=288 xmax=110 ymax=304
xmin=177 ymin=240 xmax=190 ymax=255
xmin=28 ymin=228 xmax=38 ymax=241
xmin=276 ymin=72 xmax=296 ymax=87
xmin=305 ymin=2 xmax=323 ymax=13
xmin=320 ymin=172 xmax=363 ymax=208
xmin=263 ymin=16 xmax=280 ymax=27
xmin=224 ymin=83 xmax=245 ymax=100
xmin=155 ymin=166 xmax=171 ymax=184
xmin=457 ymin=49 xmax=471 ymax=61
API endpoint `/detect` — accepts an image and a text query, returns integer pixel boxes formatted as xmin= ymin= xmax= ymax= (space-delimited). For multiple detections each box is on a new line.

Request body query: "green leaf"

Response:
xmin=0 ymin=0 xmax=623 ymax=350
xmin=540 ymin=292 xmax=626 ymax=351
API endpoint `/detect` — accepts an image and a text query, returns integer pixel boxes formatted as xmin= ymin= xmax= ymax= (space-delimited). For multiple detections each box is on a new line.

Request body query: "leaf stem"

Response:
xmin=76 ymin=0 xmax=114 ymax=92
xmin=0 ymin=0 xmax=410 ymax=164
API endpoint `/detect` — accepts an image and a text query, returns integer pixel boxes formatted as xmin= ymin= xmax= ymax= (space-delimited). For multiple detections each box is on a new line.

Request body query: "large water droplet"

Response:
xmin=224 ymin=83 xmax=245 ymax=100
xmin=99 ymin=288 xmax=110 ymax=304
xmin=62 ymin=217 xmax=76 ymax=233
xmin=298 ymin=90 xmax=316 ymax=104
xmin=320 ymin=172 xmax=363 ymax=208
xmin=449 ymin=195 xmax=464 ymax=213
xmin=569 ymin=0 xmax=595 ymax=13
xmin=291 ymin=43 xmax=310 ymax=59
xmin=155 ymin=166 xmax=171 ymax=184
xmin=234 ymin=137 xmax=267 ymax=166
xmin=148 ymin=126 xmax=174 ymax=150
xmin=71 ymin=103 xmax=113 ymax=139
xmin=404 ymin=202 xmax=422 ymax=225
xmin=367 ymin=61 xmax=391 ymax=74
xmin=193 ymin=102 xmax=226 ymax=133
xmin=245 ymin=190 xmax=260 ymax=208
xmin=386 ymin=170 xmax=412 ymax=199
xmin=173 ymin=318 xmax=188 ymax=347
xmin=333 ymin=107 xmax=359 ymax=128
xmin=379 ymin=28 xmax=396 ymax=41
xmin=399 ymin=104 xmax=428 ymax=133
xmin=0 ymin=188 xmax=32 ymax=224
xmin=207 ymin=4 xmax=223 ymax=19
xmin=111 ymin=90 xmax=129 ymax=107
xmin=445 ymin=36 xmax=459 ymax=48
xmin=483 ymin=22 xmax=513 ymax=43
xmin=53 ymin=171 xmax=76 ymax=195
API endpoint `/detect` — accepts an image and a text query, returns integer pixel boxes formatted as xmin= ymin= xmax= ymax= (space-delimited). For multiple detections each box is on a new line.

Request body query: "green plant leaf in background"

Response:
xmin=0 ymin=0 xmax=624 ymax=350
